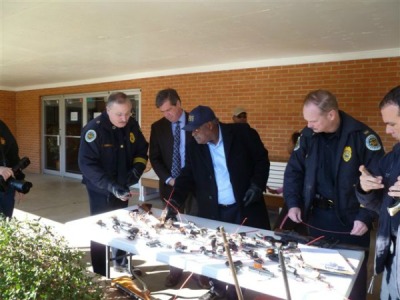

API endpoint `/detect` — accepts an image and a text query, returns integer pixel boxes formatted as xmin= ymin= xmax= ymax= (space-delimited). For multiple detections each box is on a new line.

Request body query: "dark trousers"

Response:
xmin=87 ymin=189 xmax=128 ymax=216
xmin=90 ymin=241 xmax=127 ymax=276
xmin=218 ymin=203 xmax=241 ymax=224
xmin=86 ymin=188 xmax=128 ymax=276
xmin=309 ymin=207 xmax=369 ymax=300
xmin=381 ymin=250 xmax=399 ymax=300
xmin=213 ymin=280 xmax=240 ymax=300
xmin=0 ymin=188 xmax=16 ymax=218
xmin=212 ymin=203 xmax=242 ymax=300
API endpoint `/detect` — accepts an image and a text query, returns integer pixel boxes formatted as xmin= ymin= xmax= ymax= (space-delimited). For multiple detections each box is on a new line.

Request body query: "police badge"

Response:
xmin=130 ymin=132 xmax=135 ymax=143
xmin=342 ymin=146 xmax=352 ymax=162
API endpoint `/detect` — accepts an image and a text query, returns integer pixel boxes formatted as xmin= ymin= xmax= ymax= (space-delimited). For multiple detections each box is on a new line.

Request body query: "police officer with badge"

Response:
xmin=78 ymin=92 xmax=148 ymax=276
xmin=283 ymin=89 xmax=384 ymax=299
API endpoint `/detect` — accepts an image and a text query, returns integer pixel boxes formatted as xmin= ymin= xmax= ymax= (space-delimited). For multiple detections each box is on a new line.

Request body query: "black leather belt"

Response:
xmin=218 ymin=203 xmax=236 ymax=209
xmin=313 ymin=194 xmax=335 ymax=209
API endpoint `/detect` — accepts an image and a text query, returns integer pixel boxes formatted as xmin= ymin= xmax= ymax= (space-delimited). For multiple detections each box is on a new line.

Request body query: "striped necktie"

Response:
xmin=171 ymin=121 xmax=181 ymax=178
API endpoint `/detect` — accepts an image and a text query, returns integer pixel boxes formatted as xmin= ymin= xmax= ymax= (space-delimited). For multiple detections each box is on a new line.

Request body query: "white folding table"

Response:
xmin=65 ymin=206 xmax=364 ymax=300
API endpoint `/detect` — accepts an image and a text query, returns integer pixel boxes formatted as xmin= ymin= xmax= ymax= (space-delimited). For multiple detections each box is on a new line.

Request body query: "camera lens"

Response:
xmin=9 ymin=179 xmax=33 ymax=194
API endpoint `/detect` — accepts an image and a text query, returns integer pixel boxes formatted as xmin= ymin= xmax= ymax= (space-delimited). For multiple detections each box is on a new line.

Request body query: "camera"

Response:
xmin=0 ymin=157 xmax=33 ymax=194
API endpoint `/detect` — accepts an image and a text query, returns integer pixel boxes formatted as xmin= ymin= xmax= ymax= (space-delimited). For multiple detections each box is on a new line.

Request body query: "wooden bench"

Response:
xmin=264 ymin=161 xmax=287 ymax=210
xmin=139 ymin=161 xmax=288 ymax=205
xmin=139 ymin=168 xmax=160 ymax=201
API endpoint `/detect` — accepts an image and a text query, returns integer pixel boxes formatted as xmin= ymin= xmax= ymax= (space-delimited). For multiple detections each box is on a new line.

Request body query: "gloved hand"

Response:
xmin=127 ymin=163 xmax=146 ymax=186
xmin=165 ymin=199 xmax=181 ymax=221
xmin=107 ymin=183 xmax=130 ymax=200
xmin=243 ymin=183 xmax=263 ymax=207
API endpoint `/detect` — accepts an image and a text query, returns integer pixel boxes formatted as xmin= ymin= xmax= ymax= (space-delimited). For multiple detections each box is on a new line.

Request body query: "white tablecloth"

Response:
xmin=65 ymin=206 xmax=364 ymax=300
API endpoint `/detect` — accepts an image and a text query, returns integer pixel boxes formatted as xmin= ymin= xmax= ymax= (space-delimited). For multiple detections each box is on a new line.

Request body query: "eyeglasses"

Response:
xmin=110 ymin=111 xmax=132 ymax=118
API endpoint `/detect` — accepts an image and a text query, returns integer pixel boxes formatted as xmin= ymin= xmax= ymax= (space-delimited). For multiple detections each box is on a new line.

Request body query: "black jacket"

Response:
xmin=149 ymin=113 xmax=191 ymax=201
xmin=78 ymin=112 xmax=148 ymax=194
xmin=0 ymin=120 xmax=20 ymax=169
xmin=284 ymin=111 xmax=384 ymax=227
xmin=173 ymin=122 xmax=270 ymax=230
xmin=356 ymin=143 xmax=400 ymax=282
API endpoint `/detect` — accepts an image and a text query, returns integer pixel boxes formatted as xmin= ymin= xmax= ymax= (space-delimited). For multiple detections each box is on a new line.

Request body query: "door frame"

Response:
xmin=41 ymin=89 xmax=141 ymax=179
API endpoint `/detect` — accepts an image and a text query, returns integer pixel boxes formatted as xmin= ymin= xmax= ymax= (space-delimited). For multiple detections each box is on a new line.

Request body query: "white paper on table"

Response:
xmin=298 ymin=244 xmax=355 ymax=275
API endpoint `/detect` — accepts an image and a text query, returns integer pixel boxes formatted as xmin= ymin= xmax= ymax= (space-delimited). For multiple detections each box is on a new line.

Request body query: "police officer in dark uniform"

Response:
xmin=0 ymin=119 xmax=23 ymax=218
xmin=357 ymin=85 xmax=400 ymax=300
xmin=78 ymin=92 xmax=148 ymax=276
xmin=284 ymin=90 xmax=384 ymax=300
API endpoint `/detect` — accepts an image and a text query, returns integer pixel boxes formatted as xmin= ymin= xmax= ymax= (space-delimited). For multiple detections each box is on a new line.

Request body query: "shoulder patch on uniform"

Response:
xmin=342 ymin=146 xmax=352 ymax=162
xmin=366 ymin=134 xmax=382 ymax=151
xmin=130 ymin=132 xmax=135 ymax=143
xmin=293 ymin=136 xmax=300 ymax=151
xmin=0 ymin=136 xmax=5 ymax=145
xmin=85 ymin=130 xmax=97 ymax=143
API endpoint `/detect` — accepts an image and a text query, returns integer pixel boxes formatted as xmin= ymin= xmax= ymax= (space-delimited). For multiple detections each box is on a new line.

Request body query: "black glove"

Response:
xmin=107 ymin=183 xmax=130 ymax=200
xmin=243 ymin=183 xmax=263 ymax=207
xmin=165 ymin=199 xmax=181 ymax=221
xmin=127 ymin=163 xmax=146 ymax=186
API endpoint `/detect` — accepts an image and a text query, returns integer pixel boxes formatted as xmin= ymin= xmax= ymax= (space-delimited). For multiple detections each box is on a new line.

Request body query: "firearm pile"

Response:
xmin=99 ymin=204 xmax=356 ymax=299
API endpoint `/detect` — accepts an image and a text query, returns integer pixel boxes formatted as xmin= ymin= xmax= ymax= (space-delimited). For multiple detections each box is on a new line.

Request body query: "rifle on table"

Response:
xmin=111 ymin=273 xmax=152 ymax=300
xmin=274 ymin=229 xmax=368 ymax=251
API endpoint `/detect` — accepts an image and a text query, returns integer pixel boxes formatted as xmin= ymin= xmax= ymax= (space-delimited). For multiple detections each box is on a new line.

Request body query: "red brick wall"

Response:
xmin=7 ymin=57 xmax=400 ymax=173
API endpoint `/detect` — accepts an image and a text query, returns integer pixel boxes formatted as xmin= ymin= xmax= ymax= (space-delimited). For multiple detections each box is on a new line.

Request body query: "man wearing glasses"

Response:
xmin=79 ymin=92 xmax=148 ymax=276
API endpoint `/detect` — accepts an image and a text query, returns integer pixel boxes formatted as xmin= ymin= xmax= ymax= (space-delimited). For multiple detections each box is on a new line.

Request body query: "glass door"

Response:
xmin=64 ymin=98 xmax=83 ymax=174
xmin=86 ymin=96 xmax=107 ymax=124
xmin=42 ymin=90 xmax=141 ymax=179
xmin=43 ymin=99 xmax=61 ymax=172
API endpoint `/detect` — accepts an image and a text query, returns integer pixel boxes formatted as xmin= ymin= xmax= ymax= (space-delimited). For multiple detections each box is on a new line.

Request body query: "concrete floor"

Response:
xmin=13 ymin=173 xmax=381 ymax=300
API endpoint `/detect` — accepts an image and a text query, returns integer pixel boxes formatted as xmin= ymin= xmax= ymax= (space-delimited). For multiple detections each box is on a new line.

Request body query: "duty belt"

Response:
xmin=313 ymin=194 xmax=335 ymax=209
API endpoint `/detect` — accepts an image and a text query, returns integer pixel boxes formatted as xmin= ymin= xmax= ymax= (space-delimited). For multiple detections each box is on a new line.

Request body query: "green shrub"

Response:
xmin=0 ymin=217 xmax=104 ymax=300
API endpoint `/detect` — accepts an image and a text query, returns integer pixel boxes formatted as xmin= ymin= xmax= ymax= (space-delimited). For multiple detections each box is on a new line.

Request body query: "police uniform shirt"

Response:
xmin=316 ymin=125 xmax=342 ymax=201
xmin=116 ymin=127 xmax=128 ymax=185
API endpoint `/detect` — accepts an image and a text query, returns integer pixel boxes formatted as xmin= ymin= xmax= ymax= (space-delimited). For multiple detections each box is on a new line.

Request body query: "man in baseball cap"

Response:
xmin=232 ymin=107 xmax=247 ymax=123
xmin=183 ymin=105 xmax=217 ymax=131
xmin=168 ymin=104 xmax=270 ymax=300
